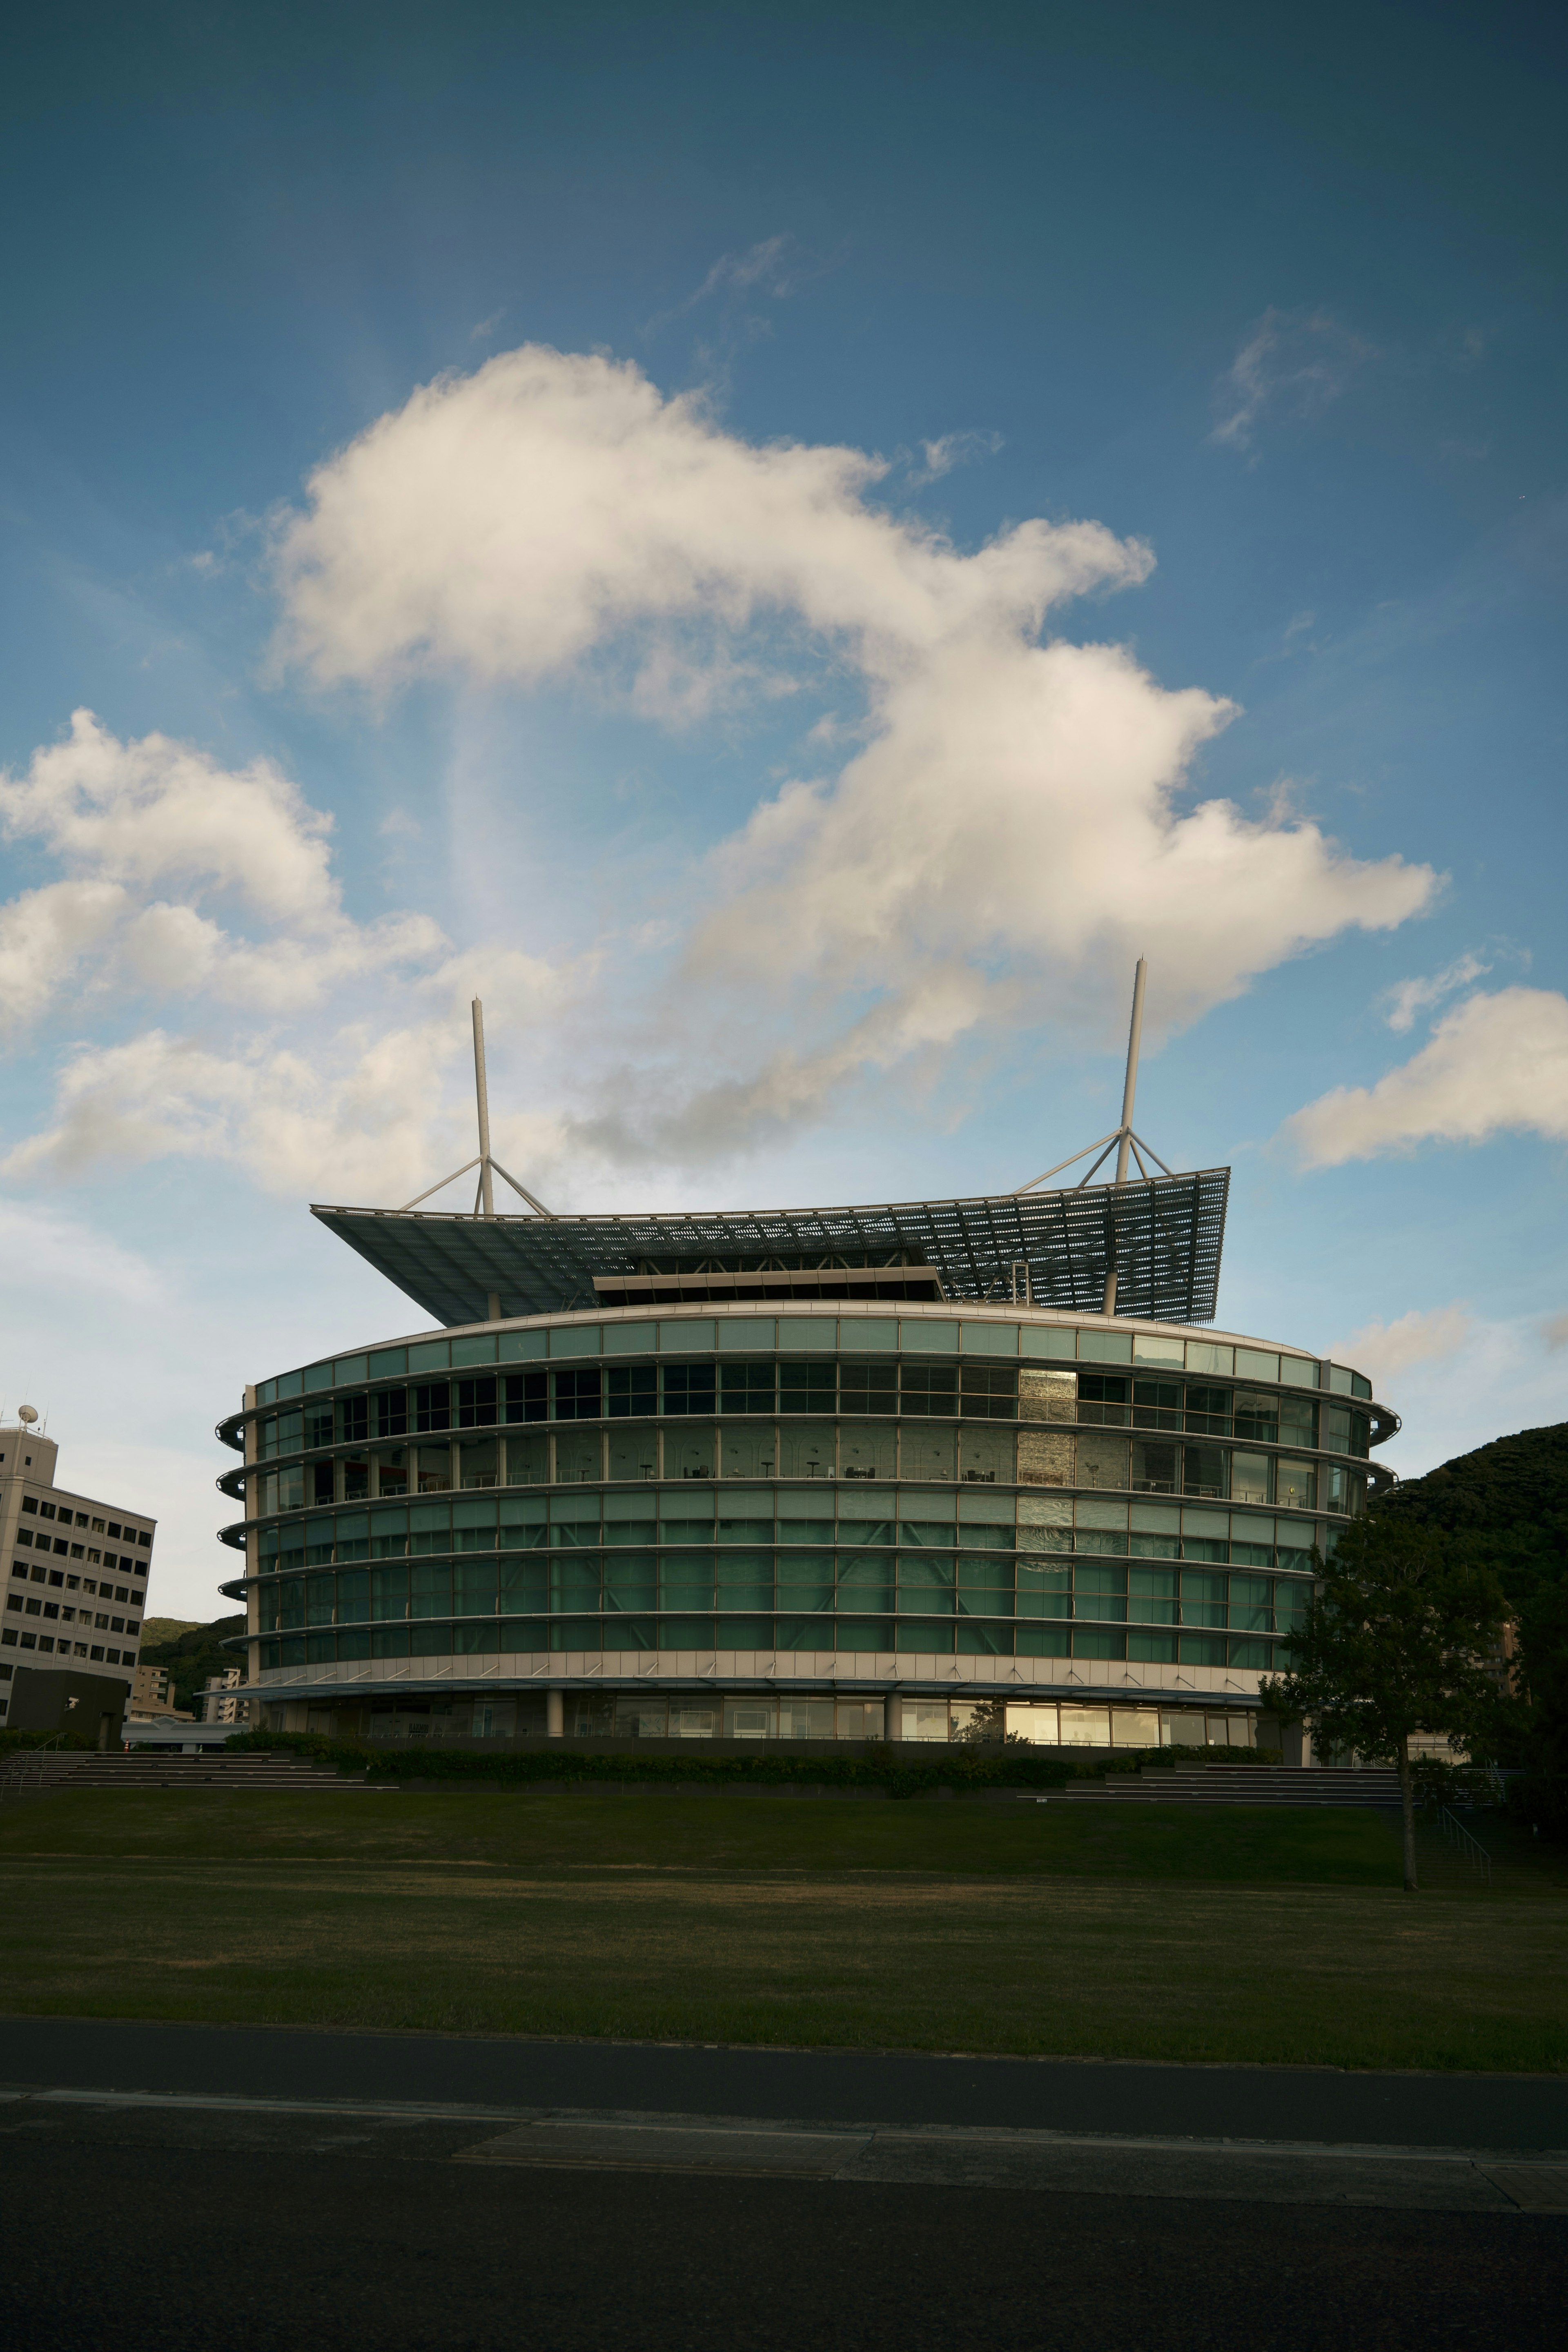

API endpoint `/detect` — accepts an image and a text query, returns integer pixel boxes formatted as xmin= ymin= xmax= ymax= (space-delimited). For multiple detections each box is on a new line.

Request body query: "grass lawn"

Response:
xmin=1 ymin=1791 xmax=1563 ymax=2071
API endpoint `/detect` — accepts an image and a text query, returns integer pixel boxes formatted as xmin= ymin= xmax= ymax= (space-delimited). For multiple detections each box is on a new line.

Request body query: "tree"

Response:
xmin=1258 ymin=1519 xmax=1507 ymax=1892
xmin=1500 ymin=1580 xmax=1568 ymax=1840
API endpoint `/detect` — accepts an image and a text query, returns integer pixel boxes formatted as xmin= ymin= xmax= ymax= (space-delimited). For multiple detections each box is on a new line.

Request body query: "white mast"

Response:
xmin=395 ymin=998 xmax=554 ymax=1239
xmin=1011 ymin=956 xmax=1177 ymax=1318
xmin=1102 ymin=957 xmax=1147 ymax=1313
xmin=472 ymin=998 xmax=495 ymax=1219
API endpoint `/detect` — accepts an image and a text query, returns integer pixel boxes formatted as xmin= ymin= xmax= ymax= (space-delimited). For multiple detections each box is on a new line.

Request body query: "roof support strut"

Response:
xmin=396 ymin=998 xmax=554 ymax=1234
xmin=1012 ymin=957 xmax=1194 ymax=1318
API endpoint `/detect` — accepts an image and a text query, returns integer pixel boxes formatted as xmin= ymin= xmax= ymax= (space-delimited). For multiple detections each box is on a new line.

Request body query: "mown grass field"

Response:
xmin=2 ymin=1789 xmax=1563 ymax=2071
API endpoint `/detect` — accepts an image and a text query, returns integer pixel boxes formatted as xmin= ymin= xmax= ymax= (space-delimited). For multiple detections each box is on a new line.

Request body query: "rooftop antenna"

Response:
xmin=1011 ymin=957 xmax=1178 ymax=1314
xmin=397 ymin=998 xmax=554 ymax=1225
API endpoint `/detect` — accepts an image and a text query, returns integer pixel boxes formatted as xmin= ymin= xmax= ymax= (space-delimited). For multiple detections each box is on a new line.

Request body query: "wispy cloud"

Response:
xmin=905 ymin=429 xmax=1004 ymax=488
xmin=0 ymin=1196 xmax=162 ymax=1305
xmin=645 ymin=235 xmax=806 ymax=335
xmin=1332 ymin=1304 xmax=1473 ymax=1397
xmin=1211 ymin=308 xmax=1374 ymax=455
xmin=1381 ymin=951 xmax=1490 ymax=1032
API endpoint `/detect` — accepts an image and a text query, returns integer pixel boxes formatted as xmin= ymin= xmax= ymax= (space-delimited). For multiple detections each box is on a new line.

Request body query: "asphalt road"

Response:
xmin=3 ymin=2013 xmax=1566 ymax=2148
xmin=0 ymin=2095 xmax=1564 ymax=2352
xmin=4 ymin=2023 xmax=1564 ymax=2350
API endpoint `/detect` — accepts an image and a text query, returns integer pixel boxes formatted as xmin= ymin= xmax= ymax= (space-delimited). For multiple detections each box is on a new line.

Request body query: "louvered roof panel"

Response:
xmin=311 ymin=1167 xmax=1229 ymax=1332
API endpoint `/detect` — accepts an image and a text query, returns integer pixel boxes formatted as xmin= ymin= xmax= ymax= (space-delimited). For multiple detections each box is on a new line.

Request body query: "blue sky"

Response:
xmin=2 ymin=1 xmax=1565 ymax=1616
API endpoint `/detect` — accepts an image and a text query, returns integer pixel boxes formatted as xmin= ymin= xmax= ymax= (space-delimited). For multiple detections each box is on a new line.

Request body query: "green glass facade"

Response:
xmin=218 ymin=1306 xmax=1389 ymax=1741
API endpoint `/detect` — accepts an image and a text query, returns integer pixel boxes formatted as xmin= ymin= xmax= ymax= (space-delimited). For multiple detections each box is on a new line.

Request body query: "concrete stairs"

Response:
xmin=0 ymin=1751 xmax=372 ymax=1794
xmin=1050 ymin=1764 xmax=1404 ymax=1807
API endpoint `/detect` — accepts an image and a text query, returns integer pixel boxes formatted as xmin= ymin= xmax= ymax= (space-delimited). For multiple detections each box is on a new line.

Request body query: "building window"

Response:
xmin=376 ymin=1388 xmax=409 ymax=1439
xmin=553 ymin=1369 xmax=602 ymax=1421
xmin=414 ymin=1383 xmax=450 ymax=1433
xmin=606 ymin=1366 xmax=656 ymax=1417
xmin=662 ymin=1363 xmax=716 ymax=1416
xmin=780 ymin=1361 xmax=837 ymax=1416
xmin=457 ymin=1376 xmax=498 ymax=1428
xmin=503 ymin=1372 xmax=547 ymax=1424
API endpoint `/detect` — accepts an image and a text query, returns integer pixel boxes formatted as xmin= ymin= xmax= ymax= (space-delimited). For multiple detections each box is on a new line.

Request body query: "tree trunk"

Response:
xmin=1398 ymin=1736 xmax=1418 ymax=1893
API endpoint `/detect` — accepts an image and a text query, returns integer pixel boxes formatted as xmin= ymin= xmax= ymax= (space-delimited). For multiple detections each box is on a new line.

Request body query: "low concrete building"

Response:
xmin=127 ymin=1663 xmax=194 ymax=1727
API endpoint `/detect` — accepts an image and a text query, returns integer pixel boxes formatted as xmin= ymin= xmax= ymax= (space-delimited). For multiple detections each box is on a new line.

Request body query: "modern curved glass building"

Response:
xmin=216 ymin=1156 xmax=1396 ymax=1754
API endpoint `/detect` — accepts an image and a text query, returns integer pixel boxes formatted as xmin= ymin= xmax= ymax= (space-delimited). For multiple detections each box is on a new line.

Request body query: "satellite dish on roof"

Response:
xmin=17 ymin=1405 xmax=38 ymax=1426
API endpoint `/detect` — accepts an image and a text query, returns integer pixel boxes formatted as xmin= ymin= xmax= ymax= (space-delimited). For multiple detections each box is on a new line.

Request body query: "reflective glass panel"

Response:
xmin=503 ymin=1432 xmax=549 ymax=1486
xmin=778 ymin=1421 xmax=835 ymax=1480
xmin=555 ymin=1430 xmax=603 ymax=1484
xmin=900 ymin=1424 xmax=956 ymax=1481
xmin=603 ymin=1552 xmax=657 ymax=1610
xmin=720 ymin=1423 xmax=777 ymax=1480
xmin=665 ymin=1428 xmax=715 ymax=1481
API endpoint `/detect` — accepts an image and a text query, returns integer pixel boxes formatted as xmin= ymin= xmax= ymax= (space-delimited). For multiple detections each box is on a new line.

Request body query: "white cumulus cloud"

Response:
xmin=2 ymin=708 xmax=341 ymax=926
xmin=270 ymin=342 xmax=1439 ymax=1133
xmin=0 ymin=711 xmax=446 ymax=1038
xmin=2 ymin=1003 xmax=571 ymax=1204
xmin=1282 ymin=987 xmax=1568 ymax=1168
xmin=0 ymin=713 xmax=577 ymax=1196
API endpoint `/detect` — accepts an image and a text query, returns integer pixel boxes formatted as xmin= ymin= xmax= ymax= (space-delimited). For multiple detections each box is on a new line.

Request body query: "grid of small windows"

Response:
xmin=0 ymin=1630 xmax=137 ymax=1661
xmin=13 ymin=1497 xmax=150 ymax=1564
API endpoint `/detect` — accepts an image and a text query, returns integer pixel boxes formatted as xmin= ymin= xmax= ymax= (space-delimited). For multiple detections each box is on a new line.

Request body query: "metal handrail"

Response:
xmin=0 ymin=1732 xmax=67 ymax=1804
xmin=1434 ymin=1805 xmax=1492 ymax=1885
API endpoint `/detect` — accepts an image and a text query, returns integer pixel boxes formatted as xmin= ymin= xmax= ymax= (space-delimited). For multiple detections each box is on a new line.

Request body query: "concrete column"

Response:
xmin=882 ymin=1692 xmax=901 ymax=1743
xmin=546 ymin=1688 xmax=564 ymax=1739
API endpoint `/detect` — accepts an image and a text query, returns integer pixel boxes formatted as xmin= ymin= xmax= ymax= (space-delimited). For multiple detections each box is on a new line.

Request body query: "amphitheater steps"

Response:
xmin=1051 ymin=1765 xmax=1404 ymax=1807
xmin=2 ymin=1753 xmax=378 ymax=1793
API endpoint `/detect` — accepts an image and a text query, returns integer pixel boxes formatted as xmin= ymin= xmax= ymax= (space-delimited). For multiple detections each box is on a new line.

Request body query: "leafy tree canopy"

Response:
xmin=1260 ymin=1516 xmax=1506 ymax=1890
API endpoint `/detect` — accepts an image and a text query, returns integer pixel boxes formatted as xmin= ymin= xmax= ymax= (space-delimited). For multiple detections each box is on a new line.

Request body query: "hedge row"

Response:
xmin=1503 ymin=1774 xmax=1568 ymax=1843
xmin=0 ymin=1728 xmax=101 ymax=1756
xmin=221 ymin=1728 xmax=1279 ymax=1799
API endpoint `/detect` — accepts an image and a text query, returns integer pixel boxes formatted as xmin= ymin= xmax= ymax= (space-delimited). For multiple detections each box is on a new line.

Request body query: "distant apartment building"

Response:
xmin=129 ymin=1662 xmax=191 ymax=1722
xmin=0 ymin=1419 xmax=156 ymax=1744
xmin=200 ymin=1667 xmax=250 ymax=1727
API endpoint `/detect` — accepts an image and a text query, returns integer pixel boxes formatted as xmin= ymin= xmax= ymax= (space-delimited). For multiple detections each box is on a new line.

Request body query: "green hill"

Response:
xmin=1376 ymin=1421 xmax=1568 ymax=1605
xmin=138 ymin=1616 xmax=203 ymax=1647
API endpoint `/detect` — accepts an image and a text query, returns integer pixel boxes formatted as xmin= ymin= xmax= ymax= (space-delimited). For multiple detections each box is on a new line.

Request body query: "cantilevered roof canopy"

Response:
xmin=312 ymin=1167 xmax=1229 ymax=1331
